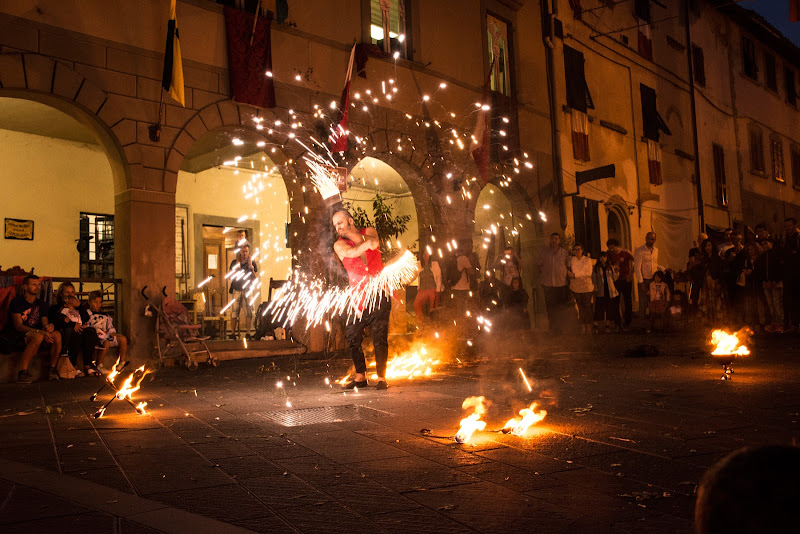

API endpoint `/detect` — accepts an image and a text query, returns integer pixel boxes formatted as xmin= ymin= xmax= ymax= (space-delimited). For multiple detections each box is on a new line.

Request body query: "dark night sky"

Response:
xmin=740 ymin=0 xmax=800 ymax=47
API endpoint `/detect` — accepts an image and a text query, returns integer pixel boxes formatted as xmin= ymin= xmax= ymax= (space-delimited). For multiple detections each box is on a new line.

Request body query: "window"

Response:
xmin=635 ymin=0 xmax=653 ymax=61
xmin=564 ymin=45 xmax=593 ymax=161
xmin=749 ymin=125 xmax=765 ymax=174
xmin=742 ymin=36 xmax=758 ymax=80
xmin=640 ymin=84 xmax=671 ymax=142
xmin=786 ymin=67 xmax=797 ymax=106
xmin=487 ymin=13 xmax=512 ymax=96
xmin=765 ymin=53 xmax=777 ymax=92
xmin=771 ymin=134 xmax=785 ymax=182
xmin=370 ymin=0 xmax=408 ymax=58
xmin=692 ymin=44 xmax=705 ymax=87
xmin=571 ymin=197 xmax=601 ymax=259
xmin=79 ymin=213 xmax=114 ymax=278
xmin=713 ymin=144 xmax=727 ymax=207
xmin=792 ymin=145 xmax=800 ymax=188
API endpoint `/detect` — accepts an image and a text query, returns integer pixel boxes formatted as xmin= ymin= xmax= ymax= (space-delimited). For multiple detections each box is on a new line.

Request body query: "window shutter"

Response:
xmin=564 ymin=46 xmax=593 ymax=112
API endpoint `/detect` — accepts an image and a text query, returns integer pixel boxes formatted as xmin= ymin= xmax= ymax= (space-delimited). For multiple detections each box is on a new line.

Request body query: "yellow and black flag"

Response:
xmin=161 ymin=0 xmax=185 ymax=107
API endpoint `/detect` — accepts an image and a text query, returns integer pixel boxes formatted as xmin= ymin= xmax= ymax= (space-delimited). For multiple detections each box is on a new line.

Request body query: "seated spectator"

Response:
xmin=695 ymin=445 xmax=800 ymax=534
xmin=85 ymin=291 xmax=127 ymax=372
xmin=592 ymin=251 xmax=620 ymax=333
xmin=8 ymin=275 xmax=61 ymax=382
xmin=49 ymin=282 xmax=100 ymax=377
xmin=502 ymin=277 xmax=530 ymax=331
xmin=647 ymin=271 xmax=670 ymax=333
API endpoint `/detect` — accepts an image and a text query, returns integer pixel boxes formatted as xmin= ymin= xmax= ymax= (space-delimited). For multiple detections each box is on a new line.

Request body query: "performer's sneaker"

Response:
xmin=342 ymin=379 xmax=368 ymax=390
xmin=374 ymin=381 xmax=388 ymax=390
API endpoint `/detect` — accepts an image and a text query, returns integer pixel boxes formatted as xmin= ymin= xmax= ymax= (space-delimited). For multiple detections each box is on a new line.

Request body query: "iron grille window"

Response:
xmin=79 ymin=213 xmax=114 ymax=278
xmin=786 ymin=67 xmax=797 ymax=106
xmin=765 ymin=53 xmax=777 ymax=92
xmin=771 ymin=134 xmax=785 ymax=183
xmin=742 ymin=37 xmax=758 ymax=80
xmin=749 ymin=125 xmax=765 ymax=174
xmin=370 ymin=0 xmax=409 ymax=59
xmin=692 ymin=45 xmax=705 ymax=87
xmin=713 ymin=144 xmax=727 ymax=207
xmin=792 ymin=146 xmax=800 ymax=189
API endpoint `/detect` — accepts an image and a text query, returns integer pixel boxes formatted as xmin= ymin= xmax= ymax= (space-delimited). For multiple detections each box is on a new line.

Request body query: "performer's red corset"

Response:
xmin=340 ymin=228 xmax=384 ymax=287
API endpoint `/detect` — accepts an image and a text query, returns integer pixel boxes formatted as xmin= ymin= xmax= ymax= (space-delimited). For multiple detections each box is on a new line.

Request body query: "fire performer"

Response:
xmin=331 ymin=207 xmax=390 ymax=390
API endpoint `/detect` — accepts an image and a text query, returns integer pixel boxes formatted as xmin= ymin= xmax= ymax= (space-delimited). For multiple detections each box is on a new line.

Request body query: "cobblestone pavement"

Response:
xmin=1 ymin=328 xmax=799 ymax=533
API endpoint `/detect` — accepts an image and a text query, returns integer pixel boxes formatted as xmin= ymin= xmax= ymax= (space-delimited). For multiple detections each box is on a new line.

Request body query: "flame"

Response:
xmin=106 ymin=356 xmax=123 ymax=384
xmin=116 ymin=365 xmax=148 ymax=401
xmin=502 ymin=402 xmax=547 ymax=436
xmin=135 ymin=402 xmax=148 ymax=414
xmin=367 ymin=345 xmax=441 ymax=381
xmin=455 ymin=396 xmax=487 ymax=443
xmin=710 ymin=328 xmax=751 ymax=356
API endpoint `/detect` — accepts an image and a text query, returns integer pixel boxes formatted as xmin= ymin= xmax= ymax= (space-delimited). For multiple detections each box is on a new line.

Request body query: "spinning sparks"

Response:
xmin=710 ymin=328 xmax=751 ymax=356
xmin=305 ymin=160 xmax=341 ymax=200
xmin=502 ymin=402 xmax=547 ymax=436
xmin=266 ymin=249 xmax=418 ymax=327
xmin=455 ymin=396 xmax=487 ymax=444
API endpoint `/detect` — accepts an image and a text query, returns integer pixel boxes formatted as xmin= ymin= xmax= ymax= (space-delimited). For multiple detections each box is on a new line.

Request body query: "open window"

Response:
xmin=370 ymin=0 xmax=409 ymax=58
xmin=640 ymin=84 xmax=670 ymax=185
xmin=564 ymin=45 xmax=594 ymax=162
xmin=635 ymin=0 xmax=652 ymax=61
xmin=487 ymin=13 xmax=512 ymax=97
xmin=79 ymin=212 xmax=114 ymax=278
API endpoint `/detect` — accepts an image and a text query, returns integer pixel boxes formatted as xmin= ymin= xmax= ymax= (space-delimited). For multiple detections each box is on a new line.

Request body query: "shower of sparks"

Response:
xmin=519 ymin=367 xmax=532 ymax=392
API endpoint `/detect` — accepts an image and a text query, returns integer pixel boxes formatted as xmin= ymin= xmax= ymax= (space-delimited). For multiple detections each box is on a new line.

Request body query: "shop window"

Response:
xmin=764 ymin=52 xmax=777 ymax=92
xmin=79 ymin=213 xmax=114 ymax=279
xmin=749 ymin=125 xmax=765 ymax=175
xmin=370 ymin=0 xmax=409 ymax=58
xmin=487 ymin=13 xmax=512 ymax=97
xmin=742 ymin=36 xmax=758 ymax=80
xmin=786 ymin=67 xmax=797 ymax=107
xmin=713 ymin=144 xmax=727 ymax=207
xmin=692 ymin=44 xmax=705 ymax=87
xmin=771 ymin=134 xmax=785 ymax=183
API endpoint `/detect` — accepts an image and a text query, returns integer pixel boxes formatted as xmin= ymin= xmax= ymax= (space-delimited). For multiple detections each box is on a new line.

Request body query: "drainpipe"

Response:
xmin=543 ymin=0 xmax=567 ymax=230
xmin=685 ymin=0 xmax=705 ymax=232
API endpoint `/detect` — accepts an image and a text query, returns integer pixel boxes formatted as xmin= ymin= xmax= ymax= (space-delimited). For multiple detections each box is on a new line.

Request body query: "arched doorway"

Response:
xmin=175 ymin=127 xmax=293 ymax=322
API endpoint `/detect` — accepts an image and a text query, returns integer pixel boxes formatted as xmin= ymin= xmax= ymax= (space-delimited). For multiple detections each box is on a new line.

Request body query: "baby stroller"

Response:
xmin=143 ymin=286 xmax=217 ymax=370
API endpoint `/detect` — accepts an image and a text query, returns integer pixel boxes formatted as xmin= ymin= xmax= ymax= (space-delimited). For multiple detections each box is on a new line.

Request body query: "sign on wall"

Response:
xmin=4 ymin=219 xmax=34 ymax=240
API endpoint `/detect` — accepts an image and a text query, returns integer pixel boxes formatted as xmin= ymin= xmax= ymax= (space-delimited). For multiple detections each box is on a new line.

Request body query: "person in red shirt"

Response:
xmin=332 ymin=207 xmax=390 ymax=390
xmin=607 ymin=238 xmax=635 ymax=330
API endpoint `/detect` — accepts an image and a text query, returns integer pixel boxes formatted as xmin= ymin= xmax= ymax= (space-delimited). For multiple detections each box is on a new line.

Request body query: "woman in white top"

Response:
xmin=567 ymin=244 xmax=594 ymax=334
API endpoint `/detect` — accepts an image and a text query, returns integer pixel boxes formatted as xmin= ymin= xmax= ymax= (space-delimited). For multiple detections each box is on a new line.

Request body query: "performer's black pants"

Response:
xmin=346 ymin=295 xmax=391 ymax=378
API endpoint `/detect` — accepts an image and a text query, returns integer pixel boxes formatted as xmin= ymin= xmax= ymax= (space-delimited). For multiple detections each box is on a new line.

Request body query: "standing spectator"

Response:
xmin=494 ymin=247 xmax=521 ymax=288
xmin=228 ymin=243 xmax=258 ymax=340
xmin=687 ymin=248 xmax=704 ymax=317
xmin=718 ymin=228 xmax=734 ymax=256
xmin=607 ymin=239 xmax=634 ymax=330
xmin=592 ymin=251 xmax=620 ymax=333
xmin=758 ymin=238 xmax=784 ymax=333
xmin=478 ymin=269 xmax=501 ymax=315
xmin=739 ymin=243 xmax=765 ymax=331
xmin=634 ymin=232 xmax=659 ymax=321
xmin=648 ymin=271 xmax=670 ymax=333
xmin=502 ymin=277 xmax=530 ymax=331
xmin=783 ymin=217 xmax=800 ymax=332
xmin=8 ymin=275 xmax=61 ymax=383
xmin=723 ymin=232 xmax=746 ymax=323
xmin=449 ymin=242 xmax=478 ymax=305
xmin=535 ymin=233 xmax=570 ymax=334
xmin=568 ymin=244 xmax=594 ymax=334
xmin=413 ymin=249 xmax=441 ymax=326
xmin=699 ymin=239 xmax=725 ymax=325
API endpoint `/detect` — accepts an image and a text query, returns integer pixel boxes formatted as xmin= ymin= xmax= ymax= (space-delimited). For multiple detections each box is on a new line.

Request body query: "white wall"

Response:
xmin=0 ymin=129 xmax=114 ymax=276
xmin=176 ymin=166 xmax=292 ymax=301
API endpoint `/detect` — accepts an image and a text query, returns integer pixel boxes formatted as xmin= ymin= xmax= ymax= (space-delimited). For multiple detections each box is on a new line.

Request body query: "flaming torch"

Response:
xmin=455 ymin=396 xmax=487 ymax=444
xmin=501 ymin=402 xmax=547 ymax=436
xmin=92 ymin=365 xmax=150 ymax=418
xmin=710 ymin=328 xmax=751 ymax=380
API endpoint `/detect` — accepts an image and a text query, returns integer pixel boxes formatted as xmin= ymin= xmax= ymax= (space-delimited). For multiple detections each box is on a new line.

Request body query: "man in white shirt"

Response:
xmin=634 ymin=232 xmax=659 ymax=319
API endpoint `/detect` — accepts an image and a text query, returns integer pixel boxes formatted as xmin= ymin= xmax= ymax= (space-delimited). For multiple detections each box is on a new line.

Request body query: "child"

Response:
xmin=592 ymin=251 xmax=620 ymax=333
xmin=648 ymin=271 xmax=670 ymax=333
xmin=85 ymin=291 xmax=127 ymax=372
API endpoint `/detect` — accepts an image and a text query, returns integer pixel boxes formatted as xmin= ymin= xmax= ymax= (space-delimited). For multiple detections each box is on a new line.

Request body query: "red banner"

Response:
xmin=224 ymin=6 xmax=276 ymax=109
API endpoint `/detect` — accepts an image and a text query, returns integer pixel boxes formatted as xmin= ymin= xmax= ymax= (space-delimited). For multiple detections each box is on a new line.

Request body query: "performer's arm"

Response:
xmin=334 ymin=228 xmax=379 ymax=260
